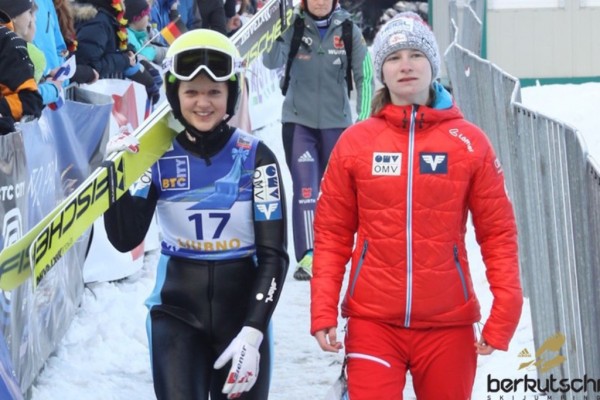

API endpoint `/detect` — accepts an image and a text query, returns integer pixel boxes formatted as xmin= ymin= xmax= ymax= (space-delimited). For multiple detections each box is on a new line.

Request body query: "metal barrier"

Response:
xmin=446 ymin=0 xmax=600 ymax=384
xmin=449 ymin=0 xmax=483 ymax=57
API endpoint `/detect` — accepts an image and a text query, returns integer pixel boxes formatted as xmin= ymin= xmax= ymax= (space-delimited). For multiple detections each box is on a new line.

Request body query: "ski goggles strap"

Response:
xmin=169 ymin=48 xmax=244 ymax=82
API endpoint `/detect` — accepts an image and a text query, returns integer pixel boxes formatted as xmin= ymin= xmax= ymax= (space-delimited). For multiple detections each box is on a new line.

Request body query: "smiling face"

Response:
xmin=178 ymin=73 xmax=229 ymax=132
xmin=381 ymin=48 xmax=433 ymax=106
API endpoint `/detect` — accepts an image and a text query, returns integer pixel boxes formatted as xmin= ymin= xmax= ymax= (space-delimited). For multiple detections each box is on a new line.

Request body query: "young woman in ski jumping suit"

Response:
xmin=262 ymin=0 xmax=374 ymax=281
xmin=311 ymin=12 xmax=523 ymax=399
xmin=103 ymin=29 xmax=289 ymax=400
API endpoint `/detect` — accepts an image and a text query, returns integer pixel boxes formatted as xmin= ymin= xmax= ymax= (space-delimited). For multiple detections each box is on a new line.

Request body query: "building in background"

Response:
xmin=431 ymin=0 xmax=600 ymax=86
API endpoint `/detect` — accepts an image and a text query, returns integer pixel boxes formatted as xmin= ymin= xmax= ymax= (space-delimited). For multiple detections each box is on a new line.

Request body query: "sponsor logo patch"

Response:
xmin=372 ymin=152 xmax=402 ymax=176
xmin=236 ymin=134 xmax=252 ymax=150
xmin=253 ymin=164 xmax=282 ymax=221
xmin=448 ymin=128 xmax=474 ymax=153
xmin=302 ymin=187 xmax=312 ymax=199
xmin=333 ymin=35 xmax=344 ymax=49
xmin=298 ymin=151 xmax=314 ymax=163
xmin=158 ymin=156 xmax=190 ymax=190
xmin=420 ymin=153 xmax=448 ymax=174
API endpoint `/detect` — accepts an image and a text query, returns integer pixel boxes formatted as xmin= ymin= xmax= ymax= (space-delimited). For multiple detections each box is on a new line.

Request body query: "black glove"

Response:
xmin=127 ymin=63 xmax=160 ymax=105
xmin=141 ymin=60 xmax=162 ymax=88
xmin=141 ymin=61 xmax=162 ymax=105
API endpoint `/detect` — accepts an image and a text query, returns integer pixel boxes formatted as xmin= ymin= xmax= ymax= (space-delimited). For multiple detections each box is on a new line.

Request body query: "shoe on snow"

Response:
xmin=293 ymin=251 xmax=313 ymax=281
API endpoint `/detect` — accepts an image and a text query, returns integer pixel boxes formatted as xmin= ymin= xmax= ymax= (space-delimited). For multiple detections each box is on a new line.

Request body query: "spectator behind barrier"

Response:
xmin=73 ymin=0 xmax=161 ymax=105
xmin=0 ymin=8 xmax=43 ymax=134
xmin=0 ymin=0 xmax=65 ymax=106
xmin=125 ymin=0 xmax=167 ymax=65
xmin=150 ymin=0 xmax=200 ymax=47
xmin=53 ymin=0 xmax=99 ymax=84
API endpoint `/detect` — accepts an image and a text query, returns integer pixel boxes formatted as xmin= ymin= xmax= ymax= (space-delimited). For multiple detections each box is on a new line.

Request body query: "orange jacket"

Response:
xmin=0 ymin=10 xmax=43 ymax=134
xmin=310 ymin=101 xmax=523 ymax=351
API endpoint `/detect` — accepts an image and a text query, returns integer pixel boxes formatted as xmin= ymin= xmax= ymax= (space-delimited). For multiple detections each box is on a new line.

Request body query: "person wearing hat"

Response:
xmin=73 ymin=0 xmax=161 ymax=104
xmin=0 ymin=0 xmax=35 ymax=40
xmin=0 ymin=8 xmax=43 ymax=134
xmin=2 ymin=0 xmax=70 ymax=106
xmin=103 ymin=29 xmax=289 ymax=400
xmin=0 ymin=0 xmax=34 ymax=23
xmin=4 ymin=1 xmax=44 ymax=84
xmin=52 ymin=0 xmax=100 ymax=84
xmin=150 ymin=0 xmax=200 ymax=45
xmin=263 ymin=0 xmax=374 ymax=281
xmin=310 ymin=12 xmax=523 ymax=399
xmin=125 ymin=0 xmax=166 ymax=64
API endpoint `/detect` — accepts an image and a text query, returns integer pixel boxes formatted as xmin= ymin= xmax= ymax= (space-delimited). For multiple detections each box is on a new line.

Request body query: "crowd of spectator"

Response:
xmin=0 ymin=0 xmax=255 ymax=135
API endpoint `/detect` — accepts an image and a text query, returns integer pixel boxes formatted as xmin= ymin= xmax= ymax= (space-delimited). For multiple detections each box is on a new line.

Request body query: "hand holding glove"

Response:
xmin=214 ymin=326 xmax=263 ymax=399
xmin=106 ymin=124 xmax=140 ymax=155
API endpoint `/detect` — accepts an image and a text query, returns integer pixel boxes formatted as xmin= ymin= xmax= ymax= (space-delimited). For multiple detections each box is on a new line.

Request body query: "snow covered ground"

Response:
xmin=28 ymin=82 xmax=600 ymax=400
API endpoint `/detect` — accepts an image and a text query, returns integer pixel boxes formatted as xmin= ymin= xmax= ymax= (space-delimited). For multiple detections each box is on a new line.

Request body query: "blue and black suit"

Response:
xmin=104 ymin=123 xmax=289 ymax=400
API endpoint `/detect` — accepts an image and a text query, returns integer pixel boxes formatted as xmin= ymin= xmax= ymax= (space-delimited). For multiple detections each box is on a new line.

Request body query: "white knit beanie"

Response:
xmin=372 ymin=12 xmax=440 ymax=83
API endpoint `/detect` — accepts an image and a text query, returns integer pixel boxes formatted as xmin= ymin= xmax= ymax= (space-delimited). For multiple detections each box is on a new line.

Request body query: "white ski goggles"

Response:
xmin=168 ymin=47 xmax=244 ymax=82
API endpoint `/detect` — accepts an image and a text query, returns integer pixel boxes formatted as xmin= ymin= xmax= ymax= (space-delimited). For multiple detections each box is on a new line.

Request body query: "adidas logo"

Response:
xmin=298 ymin=151 xmax=315 ymax=162
xmin=518 ymin=348 xmax=532 ymax=358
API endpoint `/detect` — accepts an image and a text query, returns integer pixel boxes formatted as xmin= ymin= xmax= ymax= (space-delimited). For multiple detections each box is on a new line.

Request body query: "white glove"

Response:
xmin=214 ymin=326 xmax=263 ymax=399
xmin=106 ymin=124 xmax=139 ymax=154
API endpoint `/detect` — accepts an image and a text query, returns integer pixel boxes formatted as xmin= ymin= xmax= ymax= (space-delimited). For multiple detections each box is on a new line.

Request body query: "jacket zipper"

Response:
xmin=404 ymin=105 xmax=418 ymax=327
xmin=349 ymin=240 xmax=368 ymax=296
xmin=453 ymin=245 xmax=469 ymax=301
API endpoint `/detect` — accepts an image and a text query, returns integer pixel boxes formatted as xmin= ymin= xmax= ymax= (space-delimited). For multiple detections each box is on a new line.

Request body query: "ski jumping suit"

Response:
xmin=262 ymin=5 xmax=374 ymax=261
xmin=311 ymin=84 xmax=523 ymax=399
xmin=104 ymin=125 xmax=289 ymax=400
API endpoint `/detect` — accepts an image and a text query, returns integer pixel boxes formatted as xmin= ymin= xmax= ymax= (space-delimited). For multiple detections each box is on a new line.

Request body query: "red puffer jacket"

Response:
xmin=310 ymin=102 xmax=523 ymax=351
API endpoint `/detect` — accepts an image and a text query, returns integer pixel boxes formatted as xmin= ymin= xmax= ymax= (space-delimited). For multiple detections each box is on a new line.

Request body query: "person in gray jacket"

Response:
xmin=263 ymin=0 xmax=374 ymax=281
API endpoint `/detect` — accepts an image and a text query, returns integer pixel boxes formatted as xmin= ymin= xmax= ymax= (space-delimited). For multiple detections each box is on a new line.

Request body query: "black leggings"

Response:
xmin=148 ymin=256 xmax=272 ymax=400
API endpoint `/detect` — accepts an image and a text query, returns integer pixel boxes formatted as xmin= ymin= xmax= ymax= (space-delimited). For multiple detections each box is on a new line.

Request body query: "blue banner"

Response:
xmin=0 ymin=87 xmax=113 ymax=394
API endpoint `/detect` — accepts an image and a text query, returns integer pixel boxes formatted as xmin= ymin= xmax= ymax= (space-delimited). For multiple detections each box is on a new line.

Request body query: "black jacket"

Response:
xmin=197 ymin=0 xmax=228 ymax=35
xmin=73 ymin=4 xmax=130 ymax=78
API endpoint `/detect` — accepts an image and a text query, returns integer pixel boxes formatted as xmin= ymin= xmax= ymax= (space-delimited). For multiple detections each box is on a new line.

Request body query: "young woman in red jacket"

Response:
xmin=310 ymin=12 xmax=523 ymax=399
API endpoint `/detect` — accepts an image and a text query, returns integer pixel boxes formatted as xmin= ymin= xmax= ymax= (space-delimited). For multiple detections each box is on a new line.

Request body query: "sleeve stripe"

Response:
xmin=358 ymin=52 xmax=373 ymax=121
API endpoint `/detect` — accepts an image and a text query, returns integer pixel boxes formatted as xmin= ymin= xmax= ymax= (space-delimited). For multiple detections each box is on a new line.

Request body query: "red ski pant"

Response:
xmin=344 ymin=318 xmax=477 ymax=400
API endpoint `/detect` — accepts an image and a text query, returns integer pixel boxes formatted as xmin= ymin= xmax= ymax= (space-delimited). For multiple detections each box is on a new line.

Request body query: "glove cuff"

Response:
xmin=239 ymin=326 xmax=263 ymax=348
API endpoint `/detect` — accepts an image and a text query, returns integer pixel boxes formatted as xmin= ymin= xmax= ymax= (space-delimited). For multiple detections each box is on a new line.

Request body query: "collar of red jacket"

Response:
xmin=376 ymin=102 xmax=464 ymax=132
